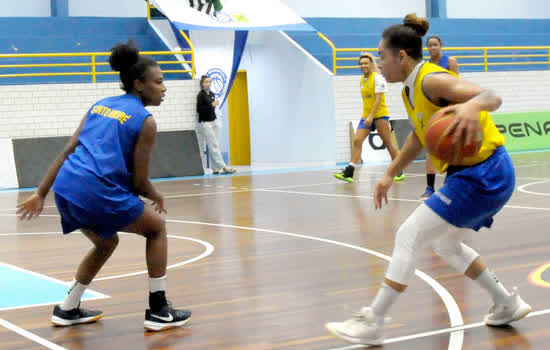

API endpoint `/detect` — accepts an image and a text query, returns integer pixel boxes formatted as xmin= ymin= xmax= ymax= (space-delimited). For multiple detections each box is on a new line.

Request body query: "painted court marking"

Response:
xmin=0 ymin=318 xmax=67 ymax=350
xmin=326 ymin=309 xmax=550 ymax=350
xmin=258 ymin=188 xmax=550 ymax=211
xmin=517 ymin=180 xmax=550 ymax=196
xmin=0 ymin=231 xmax=214 ymax=282
xmin=165 ymin=219 xmax=465 ymax=350
xmin=0 ymin=261 xmax=108 ymax=312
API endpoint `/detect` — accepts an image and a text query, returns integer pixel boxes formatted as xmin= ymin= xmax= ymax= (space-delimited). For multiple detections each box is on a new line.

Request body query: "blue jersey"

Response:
xmin=435 ymin=54 xmax=450 ymax=70
xmin=53 ymin=94 xmax=150 ymax=214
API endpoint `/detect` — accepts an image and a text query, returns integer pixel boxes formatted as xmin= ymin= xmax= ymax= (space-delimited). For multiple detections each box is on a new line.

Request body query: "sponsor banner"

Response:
xmin=492 ymin=111 xmax=550 ymax=152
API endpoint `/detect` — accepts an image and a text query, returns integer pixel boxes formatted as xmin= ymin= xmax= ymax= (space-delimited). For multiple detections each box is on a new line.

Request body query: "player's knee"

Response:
xmin=353 ymin=137 xmax=364 ymax=149
xmin=97 ymin=234 xmax=119 ymax=255
xmin=432 ymin=237 xmax=459 ymax=258
xmin=146 ymin=218 xmax=167 ymax=240
xmin=393 ymin=221 xmax=418 ymax=261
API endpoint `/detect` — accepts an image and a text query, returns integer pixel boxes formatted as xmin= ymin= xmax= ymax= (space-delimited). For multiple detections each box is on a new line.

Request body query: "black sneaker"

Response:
xmin=144 ymin=302 xmax=192 ymax=332
xmin=334 ymin=165 xmax=355 ymax=183
xmin=51 ymin=304 xmax=103 ymax=326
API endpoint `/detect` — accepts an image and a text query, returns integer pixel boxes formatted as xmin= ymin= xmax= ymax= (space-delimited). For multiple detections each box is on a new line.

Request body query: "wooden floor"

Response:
xmin=2 ymin=151 xmax=550 ymax=350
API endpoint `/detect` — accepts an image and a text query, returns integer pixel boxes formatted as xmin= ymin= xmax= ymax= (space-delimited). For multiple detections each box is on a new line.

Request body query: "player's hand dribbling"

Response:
xmin=17 ymin=192 xmax=45 ymax=220
xmin=440 ymin=103 xmax=482 ymax=147
xmin=374 ymin=174 xmax=393 ymax=209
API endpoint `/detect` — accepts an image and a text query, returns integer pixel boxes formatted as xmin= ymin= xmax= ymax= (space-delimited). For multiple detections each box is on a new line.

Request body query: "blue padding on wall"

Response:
xmin=0 ymin=17 xmax=190 ymax=85
xmin=288 ymin=18 xmax=550 ymax=74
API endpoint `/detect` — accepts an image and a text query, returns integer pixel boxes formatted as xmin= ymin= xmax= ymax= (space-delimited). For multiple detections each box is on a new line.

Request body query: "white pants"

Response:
xmin=385 ymin=203 xmax=479 ymax=285
xmin=196 ymin=120 xmax=226 ymax=170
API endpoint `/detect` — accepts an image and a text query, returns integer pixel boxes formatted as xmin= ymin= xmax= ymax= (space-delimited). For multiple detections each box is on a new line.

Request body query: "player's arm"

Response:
xmin=374 ymin=132 xmax=423 ymax=209
xmin=448 ymin=57 xmax=459 ymax=74
xmin=37 ymin=114 xmax=86 ymax=199
xmin=132 ymin=117 xmax=166 ymax=214
xmin=17 ymin=113 xmax=87 ymax=219
xmin=423 ymin=73 xmax=502 ymax=145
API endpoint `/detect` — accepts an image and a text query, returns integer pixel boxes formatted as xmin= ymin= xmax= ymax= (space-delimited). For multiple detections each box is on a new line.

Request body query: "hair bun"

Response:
xmin=109 ymin=41 xmax=139 ymax=72
xmin=403 ymin=13 xmax=430 ymax=37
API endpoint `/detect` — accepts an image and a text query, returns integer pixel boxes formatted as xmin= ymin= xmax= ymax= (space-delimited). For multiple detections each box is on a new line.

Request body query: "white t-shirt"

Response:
xmin=373 ymin=73 xmax=388 ymax=94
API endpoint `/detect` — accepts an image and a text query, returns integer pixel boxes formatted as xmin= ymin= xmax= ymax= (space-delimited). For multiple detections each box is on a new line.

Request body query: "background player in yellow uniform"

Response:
xmin=326 ymin=14 xmax=531 ymax=346
xmin=335 ymin=53 xmax=404 ymax=183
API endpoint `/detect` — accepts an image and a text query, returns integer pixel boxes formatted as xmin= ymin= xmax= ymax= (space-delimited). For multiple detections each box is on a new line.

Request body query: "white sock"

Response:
xmin=149 ymin=275 xmax=167 ymax=293
xmin=349 ymin=162 xmax=357 ymax=167
xmin=475 ymin=269 xmax=511 ymax=305
xmin=370 ymin=283 xmax=401 ymax=324
xmin=60 ymin=279 xmax=88 ymax=311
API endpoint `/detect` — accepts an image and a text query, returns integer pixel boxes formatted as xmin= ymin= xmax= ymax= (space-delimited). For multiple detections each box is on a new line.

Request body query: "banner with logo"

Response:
xmin=189 ymin=30 xmax=247 ymax=108
xmin=150 ymin=0 xmax=315 ymax=31
xmin=492 ymin=111 xmax=550 ymax=152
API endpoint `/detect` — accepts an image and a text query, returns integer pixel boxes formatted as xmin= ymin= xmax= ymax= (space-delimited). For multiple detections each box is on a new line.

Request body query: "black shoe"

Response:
xmin=144 ymin=302 xmax=192 ymax=332
xmin=334 ymin=165 xmax=355 ymax=183
xmin=51 ymin=304 xmax=103 ymax=326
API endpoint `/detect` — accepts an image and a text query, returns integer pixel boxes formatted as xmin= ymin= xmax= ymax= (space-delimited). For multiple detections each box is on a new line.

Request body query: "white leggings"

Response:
xmin=386 ymin=203 xmax=480 ymax=285
xmin=196 ymin=120 xmax=227 ymax=170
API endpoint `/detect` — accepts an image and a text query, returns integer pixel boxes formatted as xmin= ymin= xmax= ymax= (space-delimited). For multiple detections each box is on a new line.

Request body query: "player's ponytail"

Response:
xmin=109 ymin=40 xmax=158 ymax=93
xmin=382 ymin=13 xmax=430 ymax=60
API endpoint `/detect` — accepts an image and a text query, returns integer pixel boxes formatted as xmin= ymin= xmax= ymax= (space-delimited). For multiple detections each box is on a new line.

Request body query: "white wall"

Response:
xmin=334 ymin=70 xmax=550 ymax=162
xmin=1 ymin=0 xmax=50 ymax=17
xmin=447 ymin=0 xmax=550 ymax=18
xmin=69 ymin=0 xmax=147 ymax=17
xmin=279 ymin=0 xmax=426 ymax=18
xmin=0 ymin=80 xmax=198 ymax=139
xmin=240 ymin=31 xmax=336 ymax=166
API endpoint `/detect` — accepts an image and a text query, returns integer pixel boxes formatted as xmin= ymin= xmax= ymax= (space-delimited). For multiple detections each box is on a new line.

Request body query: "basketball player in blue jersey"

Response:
xmin=422 ymin=35 xmax=459 ymax=199
xmin=17 ymin=42 xmax=191 ymax=332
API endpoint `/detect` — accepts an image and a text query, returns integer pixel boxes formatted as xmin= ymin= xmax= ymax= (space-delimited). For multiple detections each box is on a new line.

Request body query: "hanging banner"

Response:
xmin=189 ymin=30 xmax=246 ymax=108
xmin=150 ymin=0 xmax=315 ymax=31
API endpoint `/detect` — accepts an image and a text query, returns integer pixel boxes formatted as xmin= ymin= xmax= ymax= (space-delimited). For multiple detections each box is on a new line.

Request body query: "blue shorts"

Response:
xmin=425 ymin=147 xmax=514 ymax=231
xmin=358 ymin=116 xmax=390 ymax=132
xmin=54 ymin=193 xmax=145 ymax=240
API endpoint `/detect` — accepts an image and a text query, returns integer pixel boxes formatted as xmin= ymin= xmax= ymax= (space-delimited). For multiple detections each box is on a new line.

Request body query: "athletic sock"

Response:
xmin=370 ymin=283 xmax=401 ymax=324
xmin=427 ymin=174 xmax=435 ymax=188
xmin=60 ymin=279 xmax=88 ymax=311
xmin=149 ymin=275 xmax=167 ymax=293
xmin=475 ymin=269 xmax=511 ymax=305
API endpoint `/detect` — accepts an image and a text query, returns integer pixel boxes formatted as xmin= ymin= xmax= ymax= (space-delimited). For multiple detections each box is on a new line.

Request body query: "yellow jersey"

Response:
xmin=401 ymin=62 xmax=505 ymax=173
xmin=361 ymin=72 xmax=390 ymax=119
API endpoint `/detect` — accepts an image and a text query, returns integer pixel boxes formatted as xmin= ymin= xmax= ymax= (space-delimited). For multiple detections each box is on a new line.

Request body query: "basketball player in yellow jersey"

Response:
xmin=326 ymin=14 xmax=531 ymax=346
xmin=334 ymin=53 xmax=404 ymax=183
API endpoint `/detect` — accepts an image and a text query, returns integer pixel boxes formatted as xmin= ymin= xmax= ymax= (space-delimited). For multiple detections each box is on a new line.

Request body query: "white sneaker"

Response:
xmin=484 ymin=287 xmax=532 ymax=326
xmin=325 ymin=307 xmax=386 ymax=346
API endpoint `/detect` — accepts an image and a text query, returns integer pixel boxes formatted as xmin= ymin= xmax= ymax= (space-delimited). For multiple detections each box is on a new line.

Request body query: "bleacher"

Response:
xmin=0 ymin=17 xmax=189 ymax=85
xmin=287 ymin=18 xmax=550 ymax=74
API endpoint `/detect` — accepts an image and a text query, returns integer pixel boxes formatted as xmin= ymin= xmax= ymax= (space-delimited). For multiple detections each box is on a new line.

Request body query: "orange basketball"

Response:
xmin=425 ymin=110 xmax=482 ymax=164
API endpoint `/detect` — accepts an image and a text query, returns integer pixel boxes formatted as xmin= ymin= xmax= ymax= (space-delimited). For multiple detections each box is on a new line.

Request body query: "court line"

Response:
xmin=325 ymin=308 xmax=550 ymax=349
xmin=0 ymin=232 xmax=215 ymax=282
xmin=514 ymin=161 xmax=550 ymax=168
xmin=257 ymin=189 xmax=550 ymax=211
xmin=166 ymin=219 xmax=464 ymax=350
xmin=0 ymin=262 xmax=108 ymax=300
xmin=517 ymin=180 xmax=550 ymax=196
xmin=0 ymin=318 xmax=67 ymax=350
xmin=94 ymin=234 xmax=214 ymax=281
